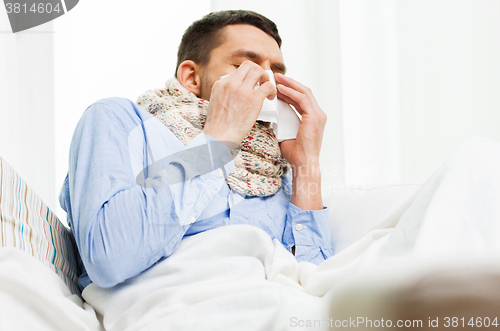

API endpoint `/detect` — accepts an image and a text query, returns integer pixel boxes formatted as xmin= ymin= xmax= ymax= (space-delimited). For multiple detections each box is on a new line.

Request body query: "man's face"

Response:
xmin=198 ymin=24 xmax=286 ymax=101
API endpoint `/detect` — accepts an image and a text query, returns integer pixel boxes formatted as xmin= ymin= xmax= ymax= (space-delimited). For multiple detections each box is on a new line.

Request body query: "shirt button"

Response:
xmin=232 ymin=200 xmax=237 ymax=205
xmin=189 ymin=216 xmax=196 ymax=224
xmin=295 ymin=224 xmax=303 ymax=231
xmin=218 ymin=168 xmax=224 ymax=177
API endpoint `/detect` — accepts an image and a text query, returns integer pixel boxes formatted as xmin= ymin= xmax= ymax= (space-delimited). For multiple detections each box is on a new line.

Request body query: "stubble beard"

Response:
xmin=200 ymin=73 xmax=213 ymax=102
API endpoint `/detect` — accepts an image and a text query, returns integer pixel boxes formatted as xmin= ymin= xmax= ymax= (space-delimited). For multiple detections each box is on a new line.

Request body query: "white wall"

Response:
xmin=339 ymin=0 xmax=402 ymax=185
xmin=339 ymin=0 xmax=500 ymax=185
xmin=398 ymin=0 xmax=500 ymax=183
xmin=0 ymin=12 xmax=56 ymax=213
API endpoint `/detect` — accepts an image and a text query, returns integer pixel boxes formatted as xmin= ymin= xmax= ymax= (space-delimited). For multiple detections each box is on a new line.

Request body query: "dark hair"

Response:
xmin=175 ymin=10 xmax=282 ymax=77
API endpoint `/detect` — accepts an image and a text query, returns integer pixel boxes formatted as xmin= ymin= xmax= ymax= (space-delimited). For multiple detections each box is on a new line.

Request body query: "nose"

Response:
xmin=260 ymin=59 xmax=272 ymax=72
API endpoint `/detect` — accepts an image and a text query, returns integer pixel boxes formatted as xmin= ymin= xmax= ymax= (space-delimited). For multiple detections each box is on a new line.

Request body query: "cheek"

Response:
xmin=200 ymin=66 xmax=235 ymax=101
xmin=200 ymin=74 xmax=214 ymax=101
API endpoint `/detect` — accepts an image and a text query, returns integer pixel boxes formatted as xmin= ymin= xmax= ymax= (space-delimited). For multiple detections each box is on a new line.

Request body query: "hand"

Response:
xmin=203 ymin=61 xmax=277 ymax=145
xmin=276 ymin=74 xmax=326 ymax=210
xmin=275 ymin=73 xmax=327 ymax=169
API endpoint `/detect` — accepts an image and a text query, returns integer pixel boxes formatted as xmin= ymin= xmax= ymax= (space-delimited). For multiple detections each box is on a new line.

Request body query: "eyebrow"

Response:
xmin=229 ymin=49 xmax=287 ymax=74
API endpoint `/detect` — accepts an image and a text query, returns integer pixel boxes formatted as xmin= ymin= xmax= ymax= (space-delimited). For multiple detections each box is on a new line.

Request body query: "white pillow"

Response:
xmin=0 ymin=156 xmax=80 ymax=294
xmin=0 ymin=248 xmax=102 ymax=330
xmin=323 ymin=183 xmax=422 ymax=254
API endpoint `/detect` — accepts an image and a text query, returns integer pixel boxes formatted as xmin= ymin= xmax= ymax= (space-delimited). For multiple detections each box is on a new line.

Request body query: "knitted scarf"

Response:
xmin=136 ymin=78 xmax=289 ymax=196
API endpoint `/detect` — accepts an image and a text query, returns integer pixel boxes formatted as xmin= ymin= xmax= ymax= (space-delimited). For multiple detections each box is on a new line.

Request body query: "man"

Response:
xmin=59 ymin=10 xmax=333 ymax=290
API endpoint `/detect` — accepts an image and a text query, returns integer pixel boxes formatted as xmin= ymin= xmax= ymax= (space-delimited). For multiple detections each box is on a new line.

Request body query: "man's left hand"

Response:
xmin=275 ymin=73 xmax=327 ymax=168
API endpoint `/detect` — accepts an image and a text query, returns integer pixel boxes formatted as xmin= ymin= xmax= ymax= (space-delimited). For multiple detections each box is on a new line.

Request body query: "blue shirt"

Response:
xmin=59 ymin=97 xmax=333 ymax=290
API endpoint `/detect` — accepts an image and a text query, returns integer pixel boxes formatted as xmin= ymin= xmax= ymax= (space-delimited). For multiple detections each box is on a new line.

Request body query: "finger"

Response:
xmin=229 ymin=60 xmax=259 ymax=84
xmin=279 ymin=87 xmax=327 ymax=126
xmin=241 ymin=63 xmax=271 ymax=91
xmin=277 ymin=89 xmax=303 ymax=114
xmin=275 ymin=73 xmax=313 ymax=97
xmin=255 ymin=81 xmax=277 ymax=102
xmin=277 ymin=84 xmax=311 ymax=114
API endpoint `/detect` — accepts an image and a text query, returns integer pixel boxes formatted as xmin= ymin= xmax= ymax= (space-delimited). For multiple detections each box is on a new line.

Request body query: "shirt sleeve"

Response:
xmin=60 ymin=98 xmax=234 ymax=288
xmin=282 ymin=202 xmax=334 ymax=265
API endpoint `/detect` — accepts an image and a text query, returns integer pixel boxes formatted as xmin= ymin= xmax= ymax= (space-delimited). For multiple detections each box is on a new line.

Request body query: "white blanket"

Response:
xmin=0 ymin=248 xmax=103 ymax=331
xmin=82 ymin=135 xmax=500 ymax=331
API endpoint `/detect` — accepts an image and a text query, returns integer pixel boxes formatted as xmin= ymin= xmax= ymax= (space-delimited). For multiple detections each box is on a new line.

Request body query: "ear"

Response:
xmin=177 ymin=60 xmax=202 ymax=97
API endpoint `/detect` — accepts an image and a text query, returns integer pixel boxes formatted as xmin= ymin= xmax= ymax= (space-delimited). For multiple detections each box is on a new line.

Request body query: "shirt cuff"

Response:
xmin=284 ymin=202 xmax=334 ymax=263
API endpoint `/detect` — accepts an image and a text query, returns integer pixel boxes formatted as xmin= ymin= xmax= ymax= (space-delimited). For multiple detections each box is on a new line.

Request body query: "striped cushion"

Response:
xmin=0 ymin=157 xmax=80 ymax=295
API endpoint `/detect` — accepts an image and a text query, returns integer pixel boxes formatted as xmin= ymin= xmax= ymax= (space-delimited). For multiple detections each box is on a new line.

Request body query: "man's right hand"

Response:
xmin=202 ymin=61 xmax=277 ymax=145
